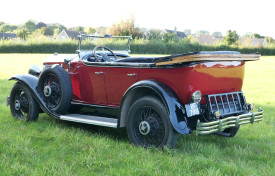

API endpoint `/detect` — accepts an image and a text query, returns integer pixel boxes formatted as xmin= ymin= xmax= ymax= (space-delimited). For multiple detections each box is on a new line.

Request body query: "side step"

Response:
xmin=60 ymin=114 xmax=118 ymax=128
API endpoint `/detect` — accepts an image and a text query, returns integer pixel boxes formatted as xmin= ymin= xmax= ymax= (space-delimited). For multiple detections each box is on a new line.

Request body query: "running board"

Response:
xmin=60 ymin=114 xmax=118 ymax=128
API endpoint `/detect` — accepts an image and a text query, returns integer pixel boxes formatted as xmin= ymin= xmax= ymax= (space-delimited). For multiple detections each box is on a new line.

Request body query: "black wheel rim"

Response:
xmin=41 ymin=73 xmax=61 ymax=110
xmin=13 ymin=88 xmax=29 ymax=120
xmin=133 ymin=106 xmax=165 ymax=147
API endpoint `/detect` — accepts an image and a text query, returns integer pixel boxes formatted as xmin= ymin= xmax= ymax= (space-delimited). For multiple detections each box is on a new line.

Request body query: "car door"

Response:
xmin=105 ymin=67 xmax=139 ymax=106
xmin=75 ymin=63 xmax=108 ymax=105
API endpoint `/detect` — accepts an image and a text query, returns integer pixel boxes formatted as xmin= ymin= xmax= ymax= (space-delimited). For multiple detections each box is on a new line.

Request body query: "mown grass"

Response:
xmin=0 ymin=54 xmax=274 ymax=175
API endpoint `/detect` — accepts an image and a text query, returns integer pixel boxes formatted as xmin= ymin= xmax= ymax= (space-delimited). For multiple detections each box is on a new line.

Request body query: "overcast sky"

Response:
xmin=1 ymin=0 xmax=274 ymax=37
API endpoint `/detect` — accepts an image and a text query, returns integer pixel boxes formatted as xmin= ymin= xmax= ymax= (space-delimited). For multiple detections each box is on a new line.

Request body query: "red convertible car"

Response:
xmin=7 ymin=34 xmax=263 ymax=148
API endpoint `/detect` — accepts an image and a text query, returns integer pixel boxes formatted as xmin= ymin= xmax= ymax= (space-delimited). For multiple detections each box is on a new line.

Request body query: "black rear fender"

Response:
xmin=119 ymin=80 xmax=191 ymax=135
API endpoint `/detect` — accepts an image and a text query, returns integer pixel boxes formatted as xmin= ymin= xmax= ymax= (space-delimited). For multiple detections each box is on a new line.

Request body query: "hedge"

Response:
xmin=0 ymin=39 xmax=275 ymax=55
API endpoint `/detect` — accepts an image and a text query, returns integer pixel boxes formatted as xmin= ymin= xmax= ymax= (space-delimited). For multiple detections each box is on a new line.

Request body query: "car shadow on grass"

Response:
xmin=52 ymin=117 xmax=129 ymax=142
xmin=28 ymin=103 xmax=274 ymax=152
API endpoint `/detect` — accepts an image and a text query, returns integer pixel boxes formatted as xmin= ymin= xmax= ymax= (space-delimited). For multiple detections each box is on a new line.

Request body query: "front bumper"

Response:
xmin=196 ymin=108 xmax=264 ymax=135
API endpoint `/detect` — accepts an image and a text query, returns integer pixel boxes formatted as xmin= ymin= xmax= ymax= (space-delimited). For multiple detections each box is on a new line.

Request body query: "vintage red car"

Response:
xmin=7 ymin=34 xmax=264 ymax=148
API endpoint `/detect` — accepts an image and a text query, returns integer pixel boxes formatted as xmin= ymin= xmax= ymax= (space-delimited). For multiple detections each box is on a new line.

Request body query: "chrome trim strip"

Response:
xmin=196 ymin=109 xmax=264 ymax=135
xmin=71 ymin=101 xmax=119 ymax=110
xmin=82 ymin=60 xmax=154 ymax=68
xmin=60 ymin=114 xmax=118 ymax=128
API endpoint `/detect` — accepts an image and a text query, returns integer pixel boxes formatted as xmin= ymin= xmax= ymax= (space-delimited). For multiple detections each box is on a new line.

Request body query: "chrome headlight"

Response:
xmin=190 ymin=90 xmax=202 ymax=103
xmin=28 ymin=65 xmax=41 ymax=76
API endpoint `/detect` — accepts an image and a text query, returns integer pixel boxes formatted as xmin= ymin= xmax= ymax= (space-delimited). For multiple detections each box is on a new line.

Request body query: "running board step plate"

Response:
xmin=60 ymin=114 xmax=118 ymax=128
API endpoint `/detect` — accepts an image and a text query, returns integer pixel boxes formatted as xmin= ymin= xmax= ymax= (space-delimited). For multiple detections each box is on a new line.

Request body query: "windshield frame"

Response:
xmin=77 ymin=34 xmax=132 ymax=55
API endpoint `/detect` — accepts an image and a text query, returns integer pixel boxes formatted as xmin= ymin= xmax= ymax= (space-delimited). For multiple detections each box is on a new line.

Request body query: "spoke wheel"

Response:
xmin=134 ymin=106 xmax=165 ymax=147
xmin=37 ymin=65 xmax=72 ymax=114
xmin=10 ymin=83 xmax=39 ymax=122
xmin=127 ymin=96 xmax=178 ymax=148
xmin=41 ymin=73 xmax=62 ymax=110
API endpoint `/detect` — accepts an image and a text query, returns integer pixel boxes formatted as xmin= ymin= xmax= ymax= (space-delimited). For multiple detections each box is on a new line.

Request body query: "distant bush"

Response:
xmin=0 ymin=39 xmax=77 ymax=53
xmin=0 ymin=39 xmax=275 ymax=55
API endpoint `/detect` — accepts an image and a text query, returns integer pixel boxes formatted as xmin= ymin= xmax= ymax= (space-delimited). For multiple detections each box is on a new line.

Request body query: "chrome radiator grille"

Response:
xmin=206 ymin=91 xmax=247 ymax=117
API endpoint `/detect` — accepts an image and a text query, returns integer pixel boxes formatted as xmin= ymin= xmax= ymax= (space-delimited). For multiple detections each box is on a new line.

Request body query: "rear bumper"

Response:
xmin=196 ymin=108 xmax=264 ymax=135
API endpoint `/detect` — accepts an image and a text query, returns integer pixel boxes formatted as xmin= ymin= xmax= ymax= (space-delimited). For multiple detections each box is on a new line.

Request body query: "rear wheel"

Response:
xmin=10 ymin=83 xmax=39 ymax=122
xmin=127 ymin=96 xmax=178 ymax=148
xmin=37 ymin=65 xmax=72 ymax=114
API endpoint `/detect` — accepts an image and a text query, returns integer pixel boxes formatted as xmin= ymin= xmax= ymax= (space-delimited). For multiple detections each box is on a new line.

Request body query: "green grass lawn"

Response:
xmin=0 ymin=54 xmax=274 ymax=175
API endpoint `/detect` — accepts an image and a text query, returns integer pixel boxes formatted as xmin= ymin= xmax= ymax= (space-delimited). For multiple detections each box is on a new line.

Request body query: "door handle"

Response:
xmin=127 ymin=73 xmax=136 ymax=77
xmin=95 ymin=72 xmax=104 ymax=75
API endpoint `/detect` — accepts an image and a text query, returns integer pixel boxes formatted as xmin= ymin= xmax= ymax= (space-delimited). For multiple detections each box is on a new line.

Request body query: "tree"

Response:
xmin=22 ymin=20 xmax=36 ymax=33
xmin=33 ymin=27 xmax=54 ymax=36
xmin=75 ymin=26 xmax=84 ymax=32
xmin=85 ymin=27 xmax=96 ymax=34
xmin=223 ymin=30 xmax=239 ymax=45
xmin=0 ymin=22 xmax=5 ymax=26
xmin=0 ymin=24 xmax=18 ymax=32
xmin=107 ymin=15 xmax=141 ymax=39
xmin=163 ymin=32 xmax=175 ymax=42
xmin=145 ymin=29 xmax=162 ymax=40
xmin=36 ymin=22 xmax=47 ymax=29
xmin=48 ymin=24 xmax=66 ymax=36
xmin=250 ymin=33 xmax=264 ymax=39
xmin=17 ymin=29 xmax=28 ymax=40
xmin=0 ymin=24 xmax=11 ymax=32
xmin=266 ymin=36 xmax=274 ymax=43
xmin=43 ymin=27 xmax=54 ymax=36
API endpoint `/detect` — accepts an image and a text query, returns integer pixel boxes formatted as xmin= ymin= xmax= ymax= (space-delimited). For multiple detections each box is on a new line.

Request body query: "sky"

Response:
xmin=1 ymin=0 xmax=274 ymax=37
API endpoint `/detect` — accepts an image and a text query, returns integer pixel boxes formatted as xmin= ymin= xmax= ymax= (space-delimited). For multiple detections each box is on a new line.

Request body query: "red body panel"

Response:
xmin=45 ymin=60 xmax=245 ymax=107
xmin=139 ymin=61 xmax=244 ymax=104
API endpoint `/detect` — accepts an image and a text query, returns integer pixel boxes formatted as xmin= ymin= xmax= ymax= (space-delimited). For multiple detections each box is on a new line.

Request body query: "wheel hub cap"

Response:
xmin=44 ymin=86 xmax=52 ymax=97
xmin=139 ymin=121 xmax=150 ymax=135
xmin=14 ymin=100 xmax=20 ymax=110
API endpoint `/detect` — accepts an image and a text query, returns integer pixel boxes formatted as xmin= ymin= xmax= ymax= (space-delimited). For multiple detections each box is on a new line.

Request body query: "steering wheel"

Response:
xmin=93 ymin=46 xmax=117 ymax=62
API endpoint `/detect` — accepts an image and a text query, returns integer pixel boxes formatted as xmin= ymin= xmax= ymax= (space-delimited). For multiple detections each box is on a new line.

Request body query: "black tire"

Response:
xmin=126 ymin=96 xmax=178 ymax=148
xmin=37 ymin=65 xmax=72 ymax=114
xmin=10 ymin=83 xmax=39 ymax=122
xmin=222 ymin=126 xmax=240 ymax=137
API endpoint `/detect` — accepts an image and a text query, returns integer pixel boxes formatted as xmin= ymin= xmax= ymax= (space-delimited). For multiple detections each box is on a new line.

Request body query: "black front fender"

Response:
xmin=120 ymin=79 xmax=192 ymax=135
xmin=9 ymin=74 xmax=59 ymax=118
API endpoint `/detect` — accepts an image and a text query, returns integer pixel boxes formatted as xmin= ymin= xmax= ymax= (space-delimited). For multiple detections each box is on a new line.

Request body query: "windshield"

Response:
xmin=78 ymin=34 xmax=132 ymax=57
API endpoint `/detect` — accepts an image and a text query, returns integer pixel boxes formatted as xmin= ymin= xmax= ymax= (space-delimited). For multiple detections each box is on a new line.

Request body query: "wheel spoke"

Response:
xmin=134 ymin=106 xmax=165 ymax=147
xmin=41 ymin=73 xmax=62 ymax=110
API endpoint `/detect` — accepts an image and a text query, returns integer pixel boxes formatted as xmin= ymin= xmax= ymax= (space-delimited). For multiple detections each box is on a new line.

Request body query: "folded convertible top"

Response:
xmin=155 ymin=51 xmax=260 ymax=66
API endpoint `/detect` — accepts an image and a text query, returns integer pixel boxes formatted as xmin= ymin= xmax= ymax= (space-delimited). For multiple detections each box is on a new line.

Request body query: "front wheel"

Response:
xmin=10 ymin=83 xmax=39 ymax=122
xmin=126 ymin=96 xmax=178 ymax=148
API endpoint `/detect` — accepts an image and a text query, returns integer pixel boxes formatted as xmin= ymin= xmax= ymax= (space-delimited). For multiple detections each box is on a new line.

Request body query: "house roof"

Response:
xmin=0 ymin=33 xmax=17 ymax=40
xmin=196 ymin=34 xmax=223 ymax=45
xmin=239 ymin=37 xmax=267 ymax=46
xmin=64 ymin=30 xmax=87 ymax=39
xmin=164 ymin=29 xmax=187 ymax=39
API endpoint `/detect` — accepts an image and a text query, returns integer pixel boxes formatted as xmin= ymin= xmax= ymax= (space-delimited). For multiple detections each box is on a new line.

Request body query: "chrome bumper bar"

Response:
xmin=196 ymin=109 xmax=264 ymax=135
